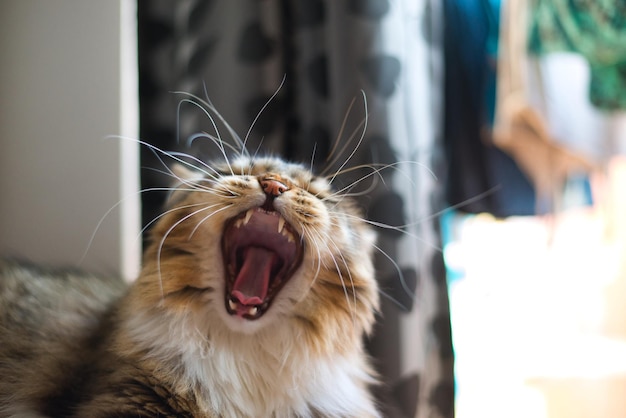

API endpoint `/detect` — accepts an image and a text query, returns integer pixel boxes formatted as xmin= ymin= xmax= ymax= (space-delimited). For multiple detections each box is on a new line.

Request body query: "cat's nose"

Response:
xmin=260 ymin=178 xmax=289 ymax=197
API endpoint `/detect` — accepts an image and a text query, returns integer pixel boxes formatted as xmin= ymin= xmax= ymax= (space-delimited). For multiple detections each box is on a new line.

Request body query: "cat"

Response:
xmin=0 ymin=152 xmax=381 ymax=417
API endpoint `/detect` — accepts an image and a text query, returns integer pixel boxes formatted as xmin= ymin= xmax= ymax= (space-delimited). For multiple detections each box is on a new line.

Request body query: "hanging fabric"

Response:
xmin=443 ymin=0 xmax=537 ymax=217
xmin=492 ymin=0 xmax=598 ymax=212
xmin=528 ymin=0 xmax=626 ymax=110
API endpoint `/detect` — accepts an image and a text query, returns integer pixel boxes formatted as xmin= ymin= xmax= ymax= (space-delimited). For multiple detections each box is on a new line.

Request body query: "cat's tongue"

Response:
xmin=231 ymin=246 xmax=277 ymax=306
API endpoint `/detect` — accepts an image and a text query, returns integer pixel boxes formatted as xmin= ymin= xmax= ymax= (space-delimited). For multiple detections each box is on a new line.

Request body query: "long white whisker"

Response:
xmin=329 ymin=212 xmax=443 ymax=253
xmin=304 ymin=226 xmax=357 ymax=326
xmin=201 ymin=80 xmax=248 ymax=160
xmin=377 ymin=287 xmax=412 ymax=310
xmin=327 ymin=237 xmax=358 ymax=326
xmin=321 ymin=163 xmax=393 ymax=201
xmin=168 ymin=150 xmax=221 ymax=180
xmin=79 ymin=186 xmax=211 ymax=266
xmin=303 ymin=237 xmax=325 ymax=294
xmin=321 ymin=161 xmax=437 ymax=202
xmin=370 ymin=240 xmax=415 ymax=300
xmin=330 ymin=160 xmax=437 ymax=186
xmin=304 ymin=143 xmax=318 ymax=193
xmin=323 ymin=95 xmax=359 ymax=174
xmin=175 ymin=97 xmax=234 ymax=175
xmin=332 ymin=185 xmax=499 ymax=236
xmin=142 ymin=168 xmax=238 ymax=199
xmin=327 ymin=91 xmax=368 ymax=185
xmin=327 ymin=172 xmax=382 ymax=204
xmin=143 ymin=166 xmax=213 ymax=194
xmin=156 ymin=204 xmax=227 ymax=299
xmin=298 ymin=226 xmax=325 ymax=292
xmin=248 ymin=137 xmax=266 ymax=175
xmin=188 ymin=204 xmax=234 ymax=239
xmin=243 ymin=75 xmax=286 ymax=153
xmin=108 ymin=135 xmax=217 ymax=179
xmin=140 ymin=202 xmax=222 ymax=241
xmin=185 ymin=132 xmax=243 ymax=158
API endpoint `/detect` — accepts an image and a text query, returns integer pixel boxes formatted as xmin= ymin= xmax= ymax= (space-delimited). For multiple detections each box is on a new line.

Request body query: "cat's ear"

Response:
xmin=171 ymin=163 xmax=205 ymax=183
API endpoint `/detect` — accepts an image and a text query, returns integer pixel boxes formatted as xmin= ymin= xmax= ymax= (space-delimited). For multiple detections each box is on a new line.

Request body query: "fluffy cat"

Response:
xmin=0 ymin=153 xmax=381 ymax=417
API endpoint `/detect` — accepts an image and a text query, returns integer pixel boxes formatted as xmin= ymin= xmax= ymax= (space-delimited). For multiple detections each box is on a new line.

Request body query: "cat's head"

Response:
xmin=136 ymin=155 xmax=379 ymax=348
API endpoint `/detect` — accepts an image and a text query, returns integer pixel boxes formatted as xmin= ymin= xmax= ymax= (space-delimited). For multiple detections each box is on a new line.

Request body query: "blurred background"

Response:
xmin=1 ymin=1 xmax=625 ymax=417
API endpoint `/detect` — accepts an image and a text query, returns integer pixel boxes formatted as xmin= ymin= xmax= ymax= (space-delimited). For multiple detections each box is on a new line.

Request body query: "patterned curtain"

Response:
xmin=138 ymin=1 xmax=454 ymax=417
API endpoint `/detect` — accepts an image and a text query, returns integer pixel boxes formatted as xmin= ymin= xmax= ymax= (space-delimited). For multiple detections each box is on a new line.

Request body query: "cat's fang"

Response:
xmin=228 ymin=299 xmax=237 ymax=311
xmin=243 ymin=208 xmax=254 ymax=225
xmin=277 ymin=217 xmax=285 ymax=233
xmin=248 ymin=306 xmax=258 ymax=316
xmin=234 ymin=209 xmax=255 ymax=228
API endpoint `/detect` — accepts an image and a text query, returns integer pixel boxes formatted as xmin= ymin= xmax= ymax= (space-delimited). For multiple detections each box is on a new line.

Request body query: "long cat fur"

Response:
xmin=0 ymin=155 xmax=381 ymax=417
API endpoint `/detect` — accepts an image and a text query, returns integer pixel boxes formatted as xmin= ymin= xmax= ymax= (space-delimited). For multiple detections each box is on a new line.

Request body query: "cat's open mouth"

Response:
xmin=221 ymin=207 xmax=303 ymax=320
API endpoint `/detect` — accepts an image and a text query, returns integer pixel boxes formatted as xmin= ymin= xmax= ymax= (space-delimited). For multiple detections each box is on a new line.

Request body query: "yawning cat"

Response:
xmin=0 ymin=154 xmax=381 ymax=417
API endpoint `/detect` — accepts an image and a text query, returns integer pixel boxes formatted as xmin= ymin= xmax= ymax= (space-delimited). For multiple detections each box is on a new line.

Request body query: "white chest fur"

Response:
xmin=122 ymin=309 xmax=379 ymax=418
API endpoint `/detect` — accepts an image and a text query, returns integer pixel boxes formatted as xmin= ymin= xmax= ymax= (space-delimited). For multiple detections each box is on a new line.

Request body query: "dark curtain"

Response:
xmin=138 ymin=1 xmax=454 ymax=417
xmin=443 ymin=0 xmax=536 ymax=217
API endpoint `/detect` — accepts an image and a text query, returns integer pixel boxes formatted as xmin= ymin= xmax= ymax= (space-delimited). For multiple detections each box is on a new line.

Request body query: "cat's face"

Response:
xmin=137 ymin=156 xmax=379 ymax=340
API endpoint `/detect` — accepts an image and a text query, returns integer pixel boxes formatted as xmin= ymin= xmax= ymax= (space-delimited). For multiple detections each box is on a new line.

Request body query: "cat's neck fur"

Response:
xmin=113 ymin=284 xmax=379 ymax=418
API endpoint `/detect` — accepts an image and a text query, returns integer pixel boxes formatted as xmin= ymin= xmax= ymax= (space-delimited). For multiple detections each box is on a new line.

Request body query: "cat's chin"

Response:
xmin=221 ymin=206 xmax=304 ymax=322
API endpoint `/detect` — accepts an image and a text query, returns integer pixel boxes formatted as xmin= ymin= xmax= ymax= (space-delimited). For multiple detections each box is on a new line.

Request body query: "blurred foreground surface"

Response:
xmin=447 ymin=158 xmax=626 ymax=418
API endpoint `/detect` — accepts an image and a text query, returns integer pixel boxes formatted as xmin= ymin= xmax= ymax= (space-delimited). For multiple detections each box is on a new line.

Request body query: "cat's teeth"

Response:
xmin=281 ymin=228 xmax=295 ymax=242
xmin=243 ymin=209 xmax=254 ymax=225
xmin=277 ymin=216 xmax=285 ymax=233
xmin=234 ymin=209 xmax=254 ymax=228
xmin=227 ymin=298 xmax=259 ymax=317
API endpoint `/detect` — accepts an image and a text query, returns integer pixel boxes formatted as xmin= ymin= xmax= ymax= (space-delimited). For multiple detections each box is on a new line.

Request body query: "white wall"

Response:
xmin=0 ymin=0 xmax=140 ymax=280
